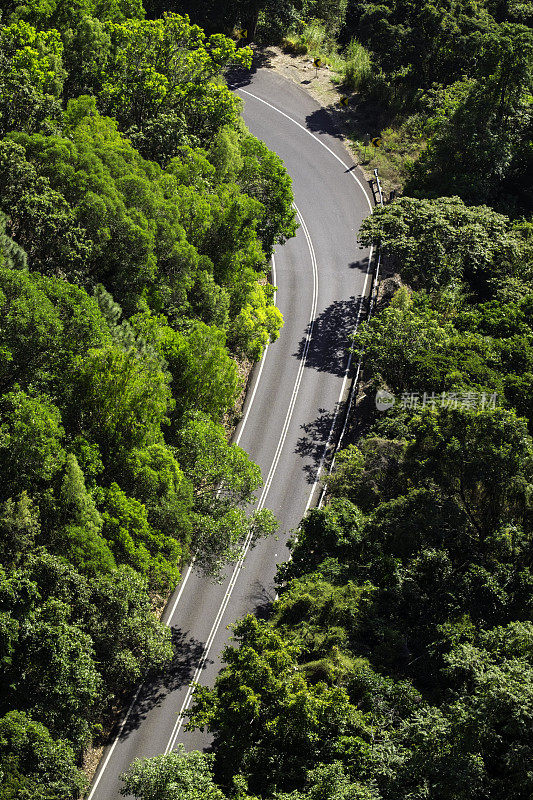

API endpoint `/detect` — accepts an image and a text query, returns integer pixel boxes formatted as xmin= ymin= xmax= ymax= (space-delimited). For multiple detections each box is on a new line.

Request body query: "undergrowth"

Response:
xmin=282 ymin=19 xmax=370 ymax=90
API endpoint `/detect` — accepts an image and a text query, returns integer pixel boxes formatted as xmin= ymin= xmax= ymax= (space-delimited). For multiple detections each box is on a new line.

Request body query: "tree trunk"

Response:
xmin=244 ymin=9 xmax=260 ymax=42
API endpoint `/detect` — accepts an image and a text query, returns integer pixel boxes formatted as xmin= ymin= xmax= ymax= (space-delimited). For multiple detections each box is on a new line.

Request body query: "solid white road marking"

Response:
xmin=237 ymin=88 xmax=375 ymax=512
xmin=238 ymin=89 xmax=373 ymax=214
xmin=164 ymin=205 xmax=318 ymax=753
xmin=88 ymin=85 xmax=372 ymax=798
xmin=235 ymin=256 xmax=277 ymax=447
xmin=305 ymin=243 xmax=374 ymax=513
xmin=87 ymin=258 xmax=279 ymax=800
xmin=255 ymin=210 xmax=318 ymax=512
xmin=163 ymin=561 xmax=195 ymax=624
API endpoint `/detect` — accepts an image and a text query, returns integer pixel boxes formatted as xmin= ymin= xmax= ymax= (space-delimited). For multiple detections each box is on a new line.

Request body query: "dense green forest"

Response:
xmin=183 ymin=208 xmax=533 ymax=800
xmin=1 ymin=0 xmax=532 ymax=799
xmin=0 ymin=3 xmax=297 ymax=797
xmin=164 ymin=0 xmax=532 ymax=212
xmin=110 ymin=2 xmax=533 ymax=800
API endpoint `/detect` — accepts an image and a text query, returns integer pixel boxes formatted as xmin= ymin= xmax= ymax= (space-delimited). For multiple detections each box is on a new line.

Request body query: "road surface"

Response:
xmin=87 ymin=64 xmax=374 ymax=800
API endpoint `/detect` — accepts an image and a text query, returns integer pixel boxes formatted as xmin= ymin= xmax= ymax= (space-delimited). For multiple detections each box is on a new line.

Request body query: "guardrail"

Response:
xmin=316 ymin=168 xmax=384 ymax=507
xmin=374 ymin=167 xmax=384 ymax=207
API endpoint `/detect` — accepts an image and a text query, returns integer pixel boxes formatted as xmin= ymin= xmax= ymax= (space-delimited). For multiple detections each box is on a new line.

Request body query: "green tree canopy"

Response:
xmin=0 ymin=710 xmax=86 ymax=800
xmin=121 ymin=746 xmax=225 ymax=800
xmin=358 ymin=196 xmax=533 ymax=297
xmin=0 ymin=20 xmax=64 ymax=137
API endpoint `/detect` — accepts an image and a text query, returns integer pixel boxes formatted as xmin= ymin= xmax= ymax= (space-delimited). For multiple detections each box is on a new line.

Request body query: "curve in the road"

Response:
xmin=164 ymin=204 xmax=319 ymax=753
xmin=87 ymin=67 xmax=374 ymax=800
xmin=86 ymin=238 xmax=287 ymax=798
xmin=239 ymin=87 xmax=373 ymax=214
xmin=87 ymin=199 xmax=320 ymax=800
xmin=235 ymin=83 xmax=374 ymax=517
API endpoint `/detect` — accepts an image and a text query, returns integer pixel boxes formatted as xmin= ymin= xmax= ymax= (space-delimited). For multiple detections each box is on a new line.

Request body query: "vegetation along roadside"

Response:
xmin=0 ymin=3 xmax=298 ymax=796
xmin=122 ymin=2 xmax=532 ymax=800
xmin=0 ymin=0 xmax=532 ymax=799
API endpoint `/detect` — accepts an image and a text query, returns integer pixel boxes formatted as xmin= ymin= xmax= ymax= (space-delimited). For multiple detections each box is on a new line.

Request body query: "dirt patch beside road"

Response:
xmin=250 ymin=47 xmax=384 ymax=191
xmin=247 ymin=46 xmax=408 ymax=198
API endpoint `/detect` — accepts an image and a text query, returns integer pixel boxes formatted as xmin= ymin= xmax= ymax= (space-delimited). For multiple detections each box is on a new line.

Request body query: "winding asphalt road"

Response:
xmin=87 ymin=65 xmax=374 ymax=800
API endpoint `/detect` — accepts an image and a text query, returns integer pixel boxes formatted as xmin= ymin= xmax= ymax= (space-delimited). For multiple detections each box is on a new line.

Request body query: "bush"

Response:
xmin=281 ymin=35 xmax=309 ymax=55
xmin=302 ymin=18 xmax=329 ymax=52
xmin=342 ymin=38 xmax=371 ymax=90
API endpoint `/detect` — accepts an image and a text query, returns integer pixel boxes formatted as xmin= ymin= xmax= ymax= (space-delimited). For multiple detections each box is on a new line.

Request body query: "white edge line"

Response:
xmin=88 ymin=85 xmax=373 ymax=795
xmin=323 ymin=249 xmax=381 ymax=488
xmin=304 ymin=241 xmax=374 ymax=513
xmin=86 ymin=684 xmax=142 ymax=799
xmin=256 ymin=210 xmax=318 ymax=511
xmin=272 ymin=242 xmax=374 ymax=605
xmin=235 ymin=255 xmax=276 ymax=446
xmin=320 ymin=247 xmax=381 ymax=497
xmin=164 ymin=204 xmax=318 ymax=752
xmin=164 ymin=561 xmax=196 ymax=624
xmin=88 ymin=255 xmax=279 ymax=799
xmin=238 ymin=85 xmax=374 ymax=512
xmin=238 ymin=88 xmax=373 ymax=214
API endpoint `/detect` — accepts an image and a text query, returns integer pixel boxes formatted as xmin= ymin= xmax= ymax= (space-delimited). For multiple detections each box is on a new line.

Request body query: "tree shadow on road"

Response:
xmin=294 ymin=296 xmax=364 ymax=377
xmin=305 ymin=106 xmax=344 ymax=139
xmin=295 ymin=406 xmax=340 ymax=483
xmin=246 ymin=579 xmax=278 ymax=619
xmin=226 ymin=48 xmax=277 ymax=90
xmin=119 ymin=627 xmax=207 ymax=737
xmin=349 ymin=256 xmax=371 ymax=273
